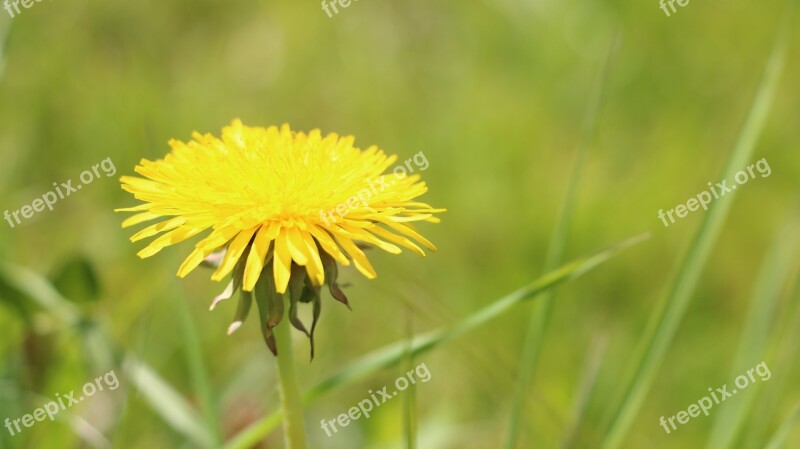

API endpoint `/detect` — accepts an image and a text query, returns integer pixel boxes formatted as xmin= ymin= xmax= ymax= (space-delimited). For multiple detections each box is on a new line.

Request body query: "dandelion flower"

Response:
xmin=117 ymin=120 xmax=443 ymax=356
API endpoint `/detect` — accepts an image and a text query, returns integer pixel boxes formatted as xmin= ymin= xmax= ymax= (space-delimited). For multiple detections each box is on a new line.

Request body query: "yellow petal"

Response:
xmin=122 ymin=212 xmax=160 ymax=228
xmin=333 ymin=233 xmax=377 ymax=279
xmin=242 ymin=225 xmax=276 ymax=292
xmin=130 ymin=217 xmax=186 ymax=242
xmin=387 ymin=214 xmax=433 ymax=222
xmin=211 ymin=225 xmax=260 ymax=281
xmin=285 ymin=226 xmax=309 ymax=265
xmin=115 ymin=204 xmax=151 ymax=212
xmin=272 ymin=230 xmax=292 ymax=293
xmin=337 ymin=224 xmax=401 ymax=254
xmin=308 ymin=224 xmax=350 ymax=266
xmin=301 ymin=230 xmax=325 ymax=285
xmin=195 ymin=225 xmax=240 ymax=251
xmin=119 ymin=176 xmax=164 ymax=194
xmin=137 ymin=226 xmax=205 ymax=258
xmin=378 ymin=220 xmax=437 ymax=251
xmin=368 ymin=225 xmax=426 ymax=256
xmin=177 ymin=226 xmax=239 ymax=277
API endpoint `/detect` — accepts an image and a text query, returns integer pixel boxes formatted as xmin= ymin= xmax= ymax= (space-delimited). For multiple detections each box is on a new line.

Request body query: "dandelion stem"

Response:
xmin=274 ymin=301 xmax=309 ymax=449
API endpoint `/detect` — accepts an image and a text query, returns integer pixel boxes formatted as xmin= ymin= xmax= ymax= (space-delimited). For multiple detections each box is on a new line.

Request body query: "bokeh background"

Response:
xmin=1 ymin=0 xmax=799 ymax=448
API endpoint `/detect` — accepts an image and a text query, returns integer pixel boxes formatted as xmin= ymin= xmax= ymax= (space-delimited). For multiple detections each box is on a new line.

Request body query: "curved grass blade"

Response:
xmin=64 ymin=413 xmax=112 ymax=449
xmin=505 ymin=32 xmax=621 ymax=449
xmin=741 ymin=259 xmax=800 ymax=449
xmin=0 ymin=262 xmax=216 ymax=448
xmin=0 ymin=261 xmax=81 ymax=325
xmin=0 ymin=13 xmax=8 ymax=82
xmin=763 ymin=404 xmax=800 ymax=449
xmin=123 ymin=356 xmax=216 ymax=449
xmin=559 ymin=334 xmax=609 ymax=449
xmin=403 ymin=316 xmax=418 ymax=449
xmin=599 ymin=9 xmax=794 ymax=448
xmin=706 ymin=214 xmax=800 ymax=449
xmin=176 ymin=289 xmax=222 ymax=446
xmin=223 ymin=233 xmax=649 ymax=449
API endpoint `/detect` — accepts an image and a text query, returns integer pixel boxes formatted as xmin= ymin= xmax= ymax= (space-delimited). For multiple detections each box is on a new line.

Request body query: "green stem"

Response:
xmin=274 ymin=302 xmax=309 ymax=449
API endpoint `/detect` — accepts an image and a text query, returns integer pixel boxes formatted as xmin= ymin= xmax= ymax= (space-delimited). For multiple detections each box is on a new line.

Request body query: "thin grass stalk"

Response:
xmin=504 ymin=32 xmax=621 ymax=449
xmin=176 ymin=290 xmax=222 ymax=446
xmin=741 ymin=257 xmax=800 ymax=449
xmin=0 ymin=262 xmax=218 ymax=448
xmin=706 ymin=214 xmax=800 ymax=448
xmin=403 ymin=316 xmax=418 ymax=449
xmin=223 ymin=233 xmax=648 ymax=449
xmin=599 ymin=10 xmax=793 ymax=448
xmin=558 ymin=334 xmax=609 ymax=449
xmin=763 ymin=404 xmax=800 ymax=449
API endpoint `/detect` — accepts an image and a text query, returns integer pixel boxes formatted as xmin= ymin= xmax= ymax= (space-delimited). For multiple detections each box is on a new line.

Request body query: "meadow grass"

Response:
xmin=1 ymin=1 xmax=798 ymax=448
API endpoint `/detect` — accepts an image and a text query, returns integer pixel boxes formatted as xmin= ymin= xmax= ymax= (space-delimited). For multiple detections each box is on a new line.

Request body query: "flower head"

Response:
xmin=117 ymin=120 xmax=443 ymax=355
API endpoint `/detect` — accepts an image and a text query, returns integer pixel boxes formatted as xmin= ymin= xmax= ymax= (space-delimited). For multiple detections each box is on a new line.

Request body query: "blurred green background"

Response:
xmin=1 ymin=0 xmax=799 ymax=448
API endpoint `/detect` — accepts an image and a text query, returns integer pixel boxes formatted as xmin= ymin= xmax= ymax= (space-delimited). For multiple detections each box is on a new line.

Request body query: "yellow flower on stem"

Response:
xmin=116 ymin=120 xmax=443 ymax=356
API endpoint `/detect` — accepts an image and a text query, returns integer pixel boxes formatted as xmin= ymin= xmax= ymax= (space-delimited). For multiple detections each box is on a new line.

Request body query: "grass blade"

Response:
xmin=0 ymin=262 xmax=216 ymax=448
xmin=559 ymin=334 xmax=609 ymax=449
xmin=403 ymin=317 xmax=418 ymax=449
xmin=505 ymin=32 xmax=620 ymax=449
xmin=123 ymin=356 xmax=216 ymax=449
xmin=0 ymin=13 xmax=8 ymax=82
xmin=706 ymin=214 xmax=800 ymax=448
xmin=175 ymin=289 xmax=222 ymax=446
xmin=223 ymin=233 xmax=649 ymax=449
xmin=306 ymin=233 xmax=648 ymax=403
xmin=741 ymin=255 xmax=800 ymax=449
xmin=763 ymin=404 xmax=800 ymax=449
xmin=0 ymin=261 xmax=81 ymax=325
xmin=599 ymin=10 xmax=793 ymax=448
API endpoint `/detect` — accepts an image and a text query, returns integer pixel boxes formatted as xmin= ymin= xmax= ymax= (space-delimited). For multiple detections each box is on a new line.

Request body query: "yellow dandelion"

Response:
xmin=117 ymin=119 xmax=443 ymax=356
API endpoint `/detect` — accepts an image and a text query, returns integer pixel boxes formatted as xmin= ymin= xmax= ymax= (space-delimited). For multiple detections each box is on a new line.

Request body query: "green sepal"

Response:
xmin=321 ymin=252 xmax=350 ymax=309
xmin=288 ymin=264 xmax=310 ymax=338
xmin=227 ymin=289 xmax=253 ymax=335
xmin=254 ymin=263 xmax=283 ymax=356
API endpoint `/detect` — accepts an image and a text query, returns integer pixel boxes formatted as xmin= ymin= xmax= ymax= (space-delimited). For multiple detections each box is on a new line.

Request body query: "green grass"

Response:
xmin=1 ymin=0 xmax=798 ymax=447
xmin=504 ymin=32 xmax=620 ymax=449
xmin=600 ymin=9 xmax=794 ymax=447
